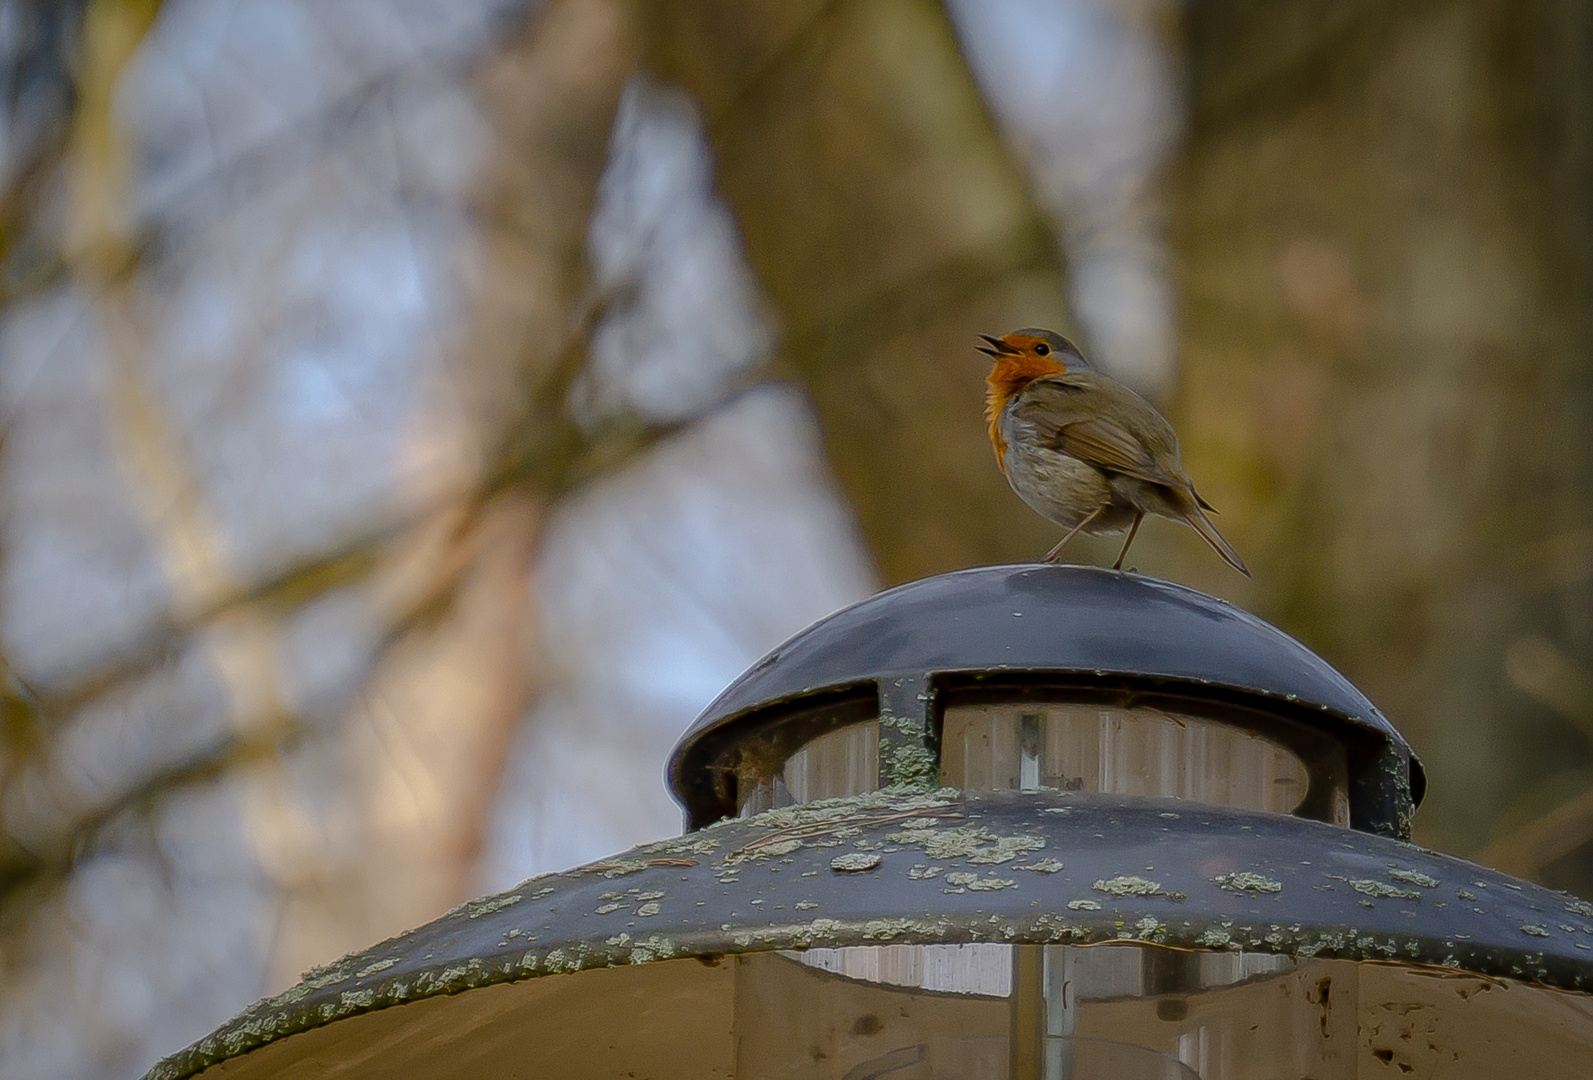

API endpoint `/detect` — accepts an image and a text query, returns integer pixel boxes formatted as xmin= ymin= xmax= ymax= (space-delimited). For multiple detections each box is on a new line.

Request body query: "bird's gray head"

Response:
xmin=976 ymin=328 xmax=1094 ymax=372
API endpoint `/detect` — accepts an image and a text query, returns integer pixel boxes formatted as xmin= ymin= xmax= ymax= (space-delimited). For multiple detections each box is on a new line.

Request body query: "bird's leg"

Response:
xmin=1043 ymin=507 xmax=1103 ymax=564
xmin=1111 ymin=511 xmax=1144 ymax=570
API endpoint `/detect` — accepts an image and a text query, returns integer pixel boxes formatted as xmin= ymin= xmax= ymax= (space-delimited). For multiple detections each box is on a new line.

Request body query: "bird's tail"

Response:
xmin=1184 ymin=505 xmax=1251 ymax=578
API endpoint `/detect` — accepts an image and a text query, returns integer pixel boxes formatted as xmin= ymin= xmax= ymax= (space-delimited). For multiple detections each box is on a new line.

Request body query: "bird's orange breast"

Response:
xmin=984 ymin=355 xmax=1065 ymax=472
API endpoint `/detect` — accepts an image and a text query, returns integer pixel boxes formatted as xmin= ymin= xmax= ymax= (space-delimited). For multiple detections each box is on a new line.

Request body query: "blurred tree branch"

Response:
xmin=648 ymin=0 xmax=1077 ymax=582
xmin=0 ymin=0 xmax=651 ymax=913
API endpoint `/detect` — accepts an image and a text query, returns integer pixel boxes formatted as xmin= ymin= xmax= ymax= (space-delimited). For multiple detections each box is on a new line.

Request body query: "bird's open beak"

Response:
xmin=976 ymin=333 xmax=1019 ymax=358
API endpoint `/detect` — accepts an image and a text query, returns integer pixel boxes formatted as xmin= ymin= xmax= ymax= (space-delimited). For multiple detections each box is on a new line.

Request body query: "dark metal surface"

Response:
xmin=668 ymin=565 xmax=1424 ymax=833
xmin=146 ymin=788 xmax=1593 ymax=1080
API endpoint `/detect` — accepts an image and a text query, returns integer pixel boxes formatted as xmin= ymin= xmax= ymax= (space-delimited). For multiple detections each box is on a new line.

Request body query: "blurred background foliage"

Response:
xmin=0 ymin=0 xmax=1588 ymax=1076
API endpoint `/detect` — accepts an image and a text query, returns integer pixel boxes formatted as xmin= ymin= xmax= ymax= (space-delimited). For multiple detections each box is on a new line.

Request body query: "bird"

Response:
xmin=978 ymin=327 xmax=1249 ymax=576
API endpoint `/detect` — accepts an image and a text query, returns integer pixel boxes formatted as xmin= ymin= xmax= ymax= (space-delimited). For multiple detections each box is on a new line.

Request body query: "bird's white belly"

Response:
xmin=1002 ymin=440 xmax=1115 ymax=531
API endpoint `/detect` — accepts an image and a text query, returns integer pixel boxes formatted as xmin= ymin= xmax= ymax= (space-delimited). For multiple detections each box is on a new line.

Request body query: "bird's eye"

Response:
xmin=1033 ymin=342 xmax=1050 ymax=356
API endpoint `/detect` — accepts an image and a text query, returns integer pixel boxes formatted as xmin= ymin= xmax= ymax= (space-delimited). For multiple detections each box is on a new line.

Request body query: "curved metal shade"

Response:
xmin=668 ymin=565 xmax=1424 ymax=832
xmin=146 ymin=789 xmax=1593 ymax=1080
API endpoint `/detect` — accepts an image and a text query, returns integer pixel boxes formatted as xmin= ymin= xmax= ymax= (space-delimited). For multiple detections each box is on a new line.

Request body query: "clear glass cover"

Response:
xmin=840 ymin=1036 xmax=1197 ymax=1079
xmin=204 ymin=944 xmax=1593 ymax=1079
xmin=741 ymin=699 xmax=1350 ymax=825
xmin=741 ymin=721 xmax=881 ymax=816
xmin=940 ymin=702 xmax=1348 ymax=824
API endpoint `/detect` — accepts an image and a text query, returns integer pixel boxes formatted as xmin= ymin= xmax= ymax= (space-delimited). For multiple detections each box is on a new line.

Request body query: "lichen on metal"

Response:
xmin=1339 ymin=877 xmax=1423 ymax=901
xmin=943 ymin=871 xmax=1017 ymax=892
xmin=670 ymin=566 xmax=1425 ymax=835
xmin=460 ymin=893 xmax=522 ymax=918
xmin=142 ymin=789 xmax=1593 ymax=1080
xmin=1093 ymin=875 xmax=1185 ymax=901
xmin=878 ymin=711 xmax=936 ymax=789
xmin=884 ymin=822 xmax=1047 ymax=864
xmin=1213 ymin=871 xmax=1284 ymax=894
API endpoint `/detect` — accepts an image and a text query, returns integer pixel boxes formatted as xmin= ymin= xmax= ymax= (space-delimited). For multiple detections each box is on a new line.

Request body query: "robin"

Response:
xmin=979 ymin=328 xmax=1250 ymax=576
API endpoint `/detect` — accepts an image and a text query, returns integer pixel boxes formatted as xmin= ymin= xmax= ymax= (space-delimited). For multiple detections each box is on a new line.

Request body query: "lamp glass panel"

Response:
xmin=740 ymin=721 xmax=881 ymax=817
xmin=941 ymin=702 xmax=1348 ymax=824
xmin=196 ymin=945 xmax=1593 ymax=1079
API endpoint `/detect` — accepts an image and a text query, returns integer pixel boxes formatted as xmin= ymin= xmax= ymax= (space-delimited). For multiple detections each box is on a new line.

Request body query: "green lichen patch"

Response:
xmin=1017 ymin=858 xmax=1065 ymax=874
xmin=878 ymin=713 xmax=937 ymax=788
xmin=1213 ymin=872 xmax=1283 ymax=894
xmin=830 ymin=852 xmax=881 ymax=872
xmin=723 ymin=791 xmax=962 ymax=865
xmin=884 ymin=823 xmax=1045 ymax=865
xmin=1093 ymin=875 xmax=1185 ymax=901
xmin=883 ymin=740 xmax=938 ymax=788
xmin=640 ymin=834 xmax=721 ymax=857
xmin=594 ymin=860 xmax=649 ymax=878
xmin=1387 ymin=868 xmax=1440 ymax=889
xmin=1067 ymin=899 xmax=1102 ymax=911
xmin=1337 ymin=877 xmax=1421 ymax=901
xmin=862 ymin=917 xmax=947 ymax=940
xmin=944 ymin=872 xmax=1017 ymax=892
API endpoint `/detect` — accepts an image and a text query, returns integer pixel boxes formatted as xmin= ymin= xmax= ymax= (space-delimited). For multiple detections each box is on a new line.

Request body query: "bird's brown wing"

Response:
xmin=1012 ymin=375 xmax=1184 ymax=489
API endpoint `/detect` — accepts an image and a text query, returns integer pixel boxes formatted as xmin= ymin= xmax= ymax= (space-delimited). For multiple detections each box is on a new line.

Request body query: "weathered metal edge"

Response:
xmin=142 ymin=789 xmax=1593 ymax=1080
